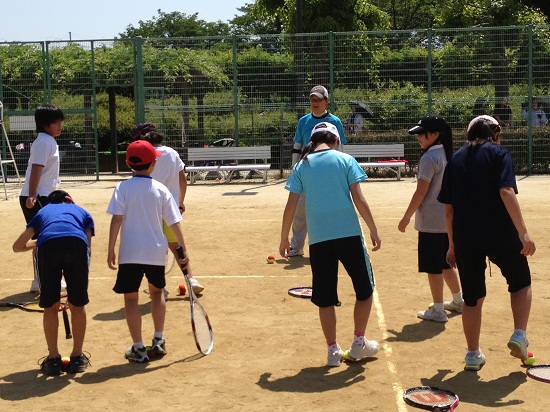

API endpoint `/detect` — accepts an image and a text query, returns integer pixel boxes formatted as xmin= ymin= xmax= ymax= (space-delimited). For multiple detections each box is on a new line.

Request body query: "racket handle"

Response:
xmin=175 ymin=246 xmax=189 ymax=275
xmin=62 ymin=306 xmax=72 ymax=339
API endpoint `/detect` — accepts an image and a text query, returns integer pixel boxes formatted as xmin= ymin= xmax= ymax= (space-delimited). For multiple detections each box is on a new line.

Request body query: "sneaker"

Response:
xmin=464 ymin=351 xmax=486 ymax=371
xmin=444 ymin=300 xmax=463 ymax=313
xmin=418 ymin=306 xmax=448 ymax=323
xmin=163 ymin=288 xmax=169 ymax=300
xmin=508 ymin=332 xmax=529 ymax=360
xmin=344 ymin=337 xmax=379 ymax=361
xmin=69 ymin=353 xmax=91 ymax=373
xmin=60 ymin=279 xmax=67 ymax=293
xmin=39 ymin=356 xmax=62 ymax=376
xmin=189 ymin=278 xmax=204 ymax=294
xmin=30 ymin=279 xmax=40 ymax=293
xmin=152 ymin=337 xmax=167 ymax=356
xmin=327 ymin=343 xmax=344 ymax=367
xmin=287 ymin=247 xmax=304 ymax=257
xmin=124 ymin=346 xmax=149 ymax=363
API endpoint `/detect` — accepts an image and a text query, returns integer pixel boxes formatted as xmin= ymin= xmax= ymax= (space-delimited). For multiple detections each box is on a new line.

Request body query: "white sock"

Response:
xmin=133 ymin=341 xmax=144 ymax=351
xmin=154 ymin=332 xmax=163 ymax=340
xmin=452 ymin=292 xmax=463 ymax=304
xmin=433 ymin=302 xmax=445 ymax=312
xmin=514 ymin=329 xmax=526 ymax=338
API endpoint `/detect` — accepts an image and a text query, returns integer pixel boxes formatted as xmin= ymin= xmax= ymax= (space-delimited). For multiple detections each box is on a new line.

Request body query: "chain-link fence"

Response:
xmin=1 ymin=25 xmax=550 ymax=181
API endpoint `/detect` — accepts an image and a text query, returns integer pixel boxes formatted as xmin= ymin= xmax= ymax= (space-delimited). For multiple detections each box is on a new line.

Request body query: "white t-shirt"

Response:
xmin=20 ymin=132 xmax=60 ymax=196
xmin=151 ymin=145 xmax=185 ymax=202
xmin=107 ymin=175 xmax=182 ymax=265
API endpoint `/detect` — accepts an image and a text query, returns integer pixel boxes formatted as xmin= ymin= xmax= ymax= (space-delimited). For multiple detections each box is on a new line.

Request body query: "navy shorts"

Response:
xmin=418 ymin=232 xmax=451 ymax=274
xmin=113 ymin=263 xmax=166 ymax=294
xmin=37 ymin=237 xmax=90 ymax=308
xmin=455 ymin=238 xmax=531 ymax=306
xmin=309 ymin=235 xmax=374 ymax=307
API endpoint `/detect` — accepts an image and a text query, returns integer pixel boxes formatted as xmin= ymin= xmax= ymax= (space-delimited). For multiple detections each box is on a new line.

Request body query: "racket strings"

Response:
xmin=192 ymin=305 xmax=213 ymax=353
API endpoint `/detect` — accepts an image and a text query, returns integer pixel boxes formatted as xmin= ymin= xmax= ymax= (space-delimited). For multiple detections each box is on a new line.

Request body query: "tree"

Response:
xmin=119 ymin=10 xmax=230 ymax=38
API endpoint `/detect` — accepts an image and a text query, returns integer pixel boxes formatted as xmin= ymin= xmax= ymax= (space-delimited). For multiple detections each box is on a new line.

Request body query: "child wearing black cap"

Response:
xmin=398 ymin=114 xmax=463 ymax=323
xmin=13 ymin=190 xmax=95 ymax=375
xmin=107 ymin=140 xmax=189 ymax=363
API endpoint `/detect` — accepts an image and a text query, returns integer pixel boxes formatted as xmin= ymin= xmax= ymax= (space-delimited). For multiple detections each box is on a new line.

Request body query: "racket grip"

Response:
xmin=62 ymin=306 xmax=72 ymax=339
xmin=175 ymin=246 xmax=189 ymax=275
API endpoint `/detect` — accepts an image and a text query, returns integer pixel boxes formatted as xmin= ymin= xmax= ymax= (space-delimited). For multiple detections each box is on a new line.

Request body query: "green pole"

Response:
xmin=44 ymin=42 xmax=51 ymax=102
xmin=427 ymin=28 xmax=433 ymax=113
xmin=329 ymin=32 xmax=335 ymax=112
xmin=527 ymin=25 xmax=533 ymax=174
xmin=134 ymin=37 xmax=145 ymax=123
xmin=232 ymin=34 xmax=240 ymax=146
xmin=91 ymin=41 xmax=99 ymax=180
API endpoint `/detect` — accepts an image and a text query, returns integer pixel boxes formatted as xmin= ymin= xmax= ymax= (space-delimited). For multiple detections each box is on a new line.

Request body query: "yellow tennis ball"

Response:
xmin=266 ymin=255 xmax=275 ymax=264
xmin=522 ymin=352 xmax=535 ymax=366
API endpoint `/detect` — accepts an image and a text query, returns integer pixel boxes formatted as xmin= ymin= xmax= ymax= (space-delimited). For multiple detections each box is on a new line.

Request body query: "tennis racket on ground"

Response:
xmin=288 ymin=286 xmax=312 ymax=298
xmin=176 ymin=246 xmax=214 ymax=355
xmin=526 ymin=365 xmax=550 ymax=383
xmin=403 ymin=386 xmax=459 ymax=411
xmin=0 ymin=301 xmax=43 ymax=312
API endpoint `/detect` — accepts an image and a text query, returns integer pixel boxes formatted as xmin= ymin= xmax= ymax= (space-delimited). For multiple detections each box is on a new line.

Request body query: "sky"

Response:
xmin=0 ymin=0 xmax=250 ymax=42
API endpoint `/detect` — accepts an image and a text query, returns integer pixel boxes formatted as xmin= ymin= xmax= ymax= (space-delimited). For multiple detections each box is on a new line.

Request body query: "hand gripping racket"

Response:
xmin=176 ymin=246 xmax=213 ymax=355
xmin=403 ymin=386 xmax=459 ymax=411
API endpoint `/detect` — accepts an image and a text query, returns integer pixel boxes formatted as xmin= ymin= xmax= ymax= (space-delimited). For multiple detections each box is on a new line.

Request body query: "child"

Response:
xmin=107 ymin=140 xmax=189 ymax=363
xmin=398 ymin=114 xmax=463 ymax=323
xmin=131 ymin=123 xmax=204 ymax=293
xmin=19 ymin=104 xmax=65 ymax=293
xmin=438 ymin=115 xmax=536 ymax=371
xmin=280 ymin=122 xmax=380 ymax=367
xmin=13 ymin=190 xmax=94 ymax=375
xmin=288 ymin=85 xmax=347 ymax=257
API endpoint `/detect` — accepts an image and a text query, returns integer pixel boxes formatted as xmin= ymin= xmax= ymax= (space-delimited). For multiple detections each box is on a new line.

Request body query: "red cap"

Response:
xmin=126 ymin=140 xmax=161 ymax=166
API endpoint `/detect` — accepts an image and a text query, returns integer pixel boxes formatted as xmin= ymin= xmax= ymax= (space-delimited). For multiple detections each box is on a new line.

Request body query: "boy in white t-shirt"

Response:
xmin=131 ymin=123 xmax=204 ymax=294
xmin=107 ymin=140 xmax=189 ymax=363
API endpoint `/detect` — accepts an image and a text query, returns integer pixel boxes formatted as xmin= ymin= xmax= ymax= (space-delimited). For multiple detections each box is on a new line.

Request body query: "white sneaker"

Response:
xmin=189 ymin=278 xmax=204 ymax=294
xmin=30 ymin=279 xmax=40 ymax=293
xmin=508 ymin=332 xmax=529 ymax=360
xmin=344 ymin=337 xmax=379 ymax=361
xmin=287 ymin=247 xmax=304 ymax=257
xmin=444 ymin=300 xmax=463 ymax=313
xmin=60 ymin=279 xmax=67 ymax=293
xmin=327 ymin=343 xmax=344 ymax=367
xmin=418 ymin=306 xmax=448 ymax=323
xmin=464 ymin=350 xmax=486 ymax=371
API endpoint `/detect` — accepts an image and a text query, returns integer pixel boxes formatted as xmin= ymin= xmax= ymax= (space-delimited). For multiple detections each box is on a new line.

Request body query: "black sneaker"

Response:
xmin=152 ymin=337 xmax=167 ymax=356
xmin=40 ymin=356 xmax=62 ymax=376
xmin=69 ymin=353 xmax=91 ymax=373
xmin=124 ymin=346 xmax=149 ymax=363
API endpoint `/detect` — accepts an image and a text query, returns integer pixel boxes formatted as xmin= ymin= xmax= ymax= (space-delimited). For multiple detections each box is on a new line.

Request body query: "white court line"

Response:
xmin=372 ymin=289 xmax=408 ymax=412
xmin=2 ymin=274 xmax=308 ymax=281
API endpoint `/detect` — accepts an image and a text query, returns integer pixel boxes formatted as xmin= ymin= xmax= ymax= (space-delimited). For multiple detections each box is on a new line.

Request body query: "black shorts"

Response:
xmin=418 ymin=232 xmax=451 ymax=274
xmin=455 ymin=238 xmax=531 ymax=306
xmin=113 ymin=263 xmax=166 ymax=294
xmin=37 ymin=237 xmax=90 ymax=308
xmin=309 ymin=235 xmax=374 ymax=307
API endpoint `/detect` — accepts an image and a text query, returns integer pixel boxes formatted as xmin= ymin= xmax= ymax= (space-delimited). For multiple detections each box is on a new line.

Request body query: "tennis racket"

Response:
xmin=61 ymin=298 xmax=72 ymax=339
xmin=175 ymin=246 xmax=214 ymax=355
xmin=165 ymin=250 xmax=175 ymax=273
xmin=403 ymin=386 xmax=459 ymax=411
xmin=526 ymin=365 xmax=550 ymax=383
xmin=288 ymin=286 xmax=312 ymax=298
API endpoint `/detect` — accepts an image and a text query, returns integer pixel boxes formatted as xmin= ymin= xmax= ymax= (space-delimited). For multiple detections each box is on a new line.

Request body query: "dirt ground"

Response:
xmin=0 ymin=174 xmax=549 ymax=412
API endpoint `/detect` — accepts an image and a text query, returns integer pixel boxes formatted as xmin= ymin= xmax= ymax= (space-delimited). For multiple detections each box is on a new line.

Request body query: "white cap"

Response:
xmin=467 ymin=115 xmax=499 ymax=133
xmin=310 ymin=122 xmax=340 ymax=138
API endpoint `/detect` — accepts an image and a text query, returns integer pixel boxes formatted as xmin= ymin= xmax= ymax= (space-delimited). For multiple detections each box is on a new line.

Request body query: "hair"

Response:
xmin=466 ymin=117 xmax=499 ymax=145
xmin=127 ymin=161 xmax=152 ymax=171
xmin=131 ymin=123 xmax=156 ymax=141
xmin=422 ymin=123 xmax=453 ymax=161
xmin=35 ymin=104 xmax=64 ymax=133
xmin=301 ymin=130 xmax=339 ymax=162
xmin=142 ymin=130 xmax=164 ymax=145
xmin=47 ymin=190 xmax=74 ymax=204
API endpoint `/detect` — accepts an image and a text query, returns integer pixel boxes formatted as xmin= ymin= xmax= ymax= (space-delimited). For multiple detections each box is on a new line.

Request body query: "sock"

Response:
xmin=353 ymin=332 xmax=365 ymax=345
xmin=452 ymin=292 xmax=463 ymax=304
xmin=154 ymin=332 xmax=163 ymax=340
xmin=467 ymin=349 xmax=482 ymax=357
xmin=513 ymin=329 xmax=526 ymax=338
xmin=433 ymin=302 xmax=445 ymax=312
xmin=327 ymin=340 xmax=337 ymax=348
xmin=133 ymin=342 xmax=145 ymax=351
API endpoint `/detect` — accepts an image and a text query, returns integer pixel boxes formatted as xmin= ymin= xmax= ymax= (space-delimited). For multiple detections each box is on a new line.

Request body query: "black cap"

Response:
xmin=408 ymin=114 xmax=448 ymax=134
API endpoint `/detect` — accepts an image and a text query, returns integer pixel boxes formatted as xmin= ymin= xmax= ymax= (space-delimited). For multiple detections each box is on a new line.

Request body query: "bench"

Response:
xmin=344 ymin=144 xmax=407 ymax=180
xmin=185 ymin=146 xmax=271 ymax=184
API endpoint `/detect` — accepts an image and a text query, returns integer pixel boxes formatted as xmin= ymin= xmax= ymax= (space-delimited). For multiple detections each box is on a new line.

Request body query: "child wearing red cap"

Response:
xmin=107 ymin=140 xmax=190 ymax=363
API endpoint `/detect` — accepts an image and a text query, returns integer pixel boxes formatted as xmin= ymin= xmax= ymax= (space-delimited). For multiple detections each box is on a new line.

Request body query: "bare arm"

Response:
xmin=12 ymin=227 xmax=36 ymax=252
xmin=500 ymin=187 xmax=536 ymax=256
xmin=350 ymin=182 xmax=381 ymax=251
xmin=279 ymin=192 xmax=300 ymax=259
xmin=25 ymin=164 xmax=44 ymax=208
xmin=398 ymin=178 xmax=430 ymax=232
xmin=444 ymin=204 xmax=456 ymax=268
xmin=178 ymin=170 xmax=187 ymax=213
xmin=169 ymin=221 xmax=190 ymax=267
xmin=107 ymin=215 xmax=123 ymax=269
xmin=85 ymin=227 xmax=93 ymax=255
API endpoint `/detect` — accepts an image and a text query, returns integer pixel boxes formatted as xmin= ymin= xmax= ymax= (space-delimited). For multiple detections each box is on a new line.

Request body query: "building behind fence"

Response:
xmin=1 ymin=25 xmax=550 ymax=181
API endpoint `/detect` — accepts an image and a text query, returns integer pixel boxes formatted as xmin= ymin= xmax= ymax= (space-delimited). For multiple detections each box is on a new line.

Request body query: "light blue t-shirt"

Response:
xmin=293 ymin=113 xmax=347 ymax=146
xmin=285 ymin=149 xmax=366 ymax=245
